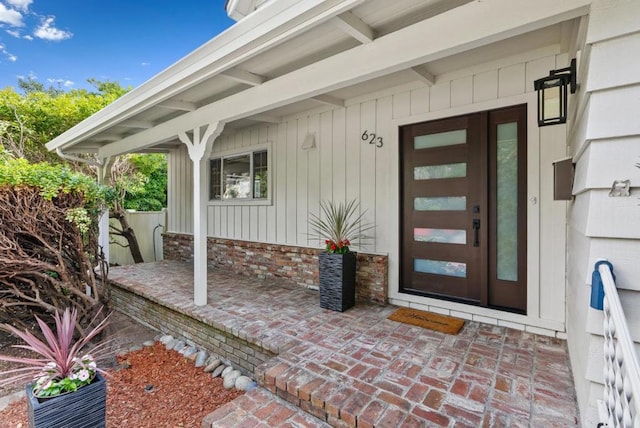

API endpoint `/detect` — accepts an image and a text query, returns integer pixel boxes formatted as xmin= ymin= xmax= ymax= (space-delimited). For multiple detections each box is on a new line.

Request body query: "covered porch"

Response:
xmin=108 ymin=260 xmax=579 ymax=427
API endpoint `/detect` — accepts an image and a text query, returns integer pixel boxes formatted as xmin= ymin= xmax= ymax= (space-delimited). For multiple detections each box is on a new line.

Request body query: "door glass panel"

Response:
xmin=414 ymin=259 xmax=467 ymax=278
xmin=414 ymin=197 xmax=466 ymax=211
xmin=414 ymin=129 xmax=466 ymax=149
xmin=414 ymin=163 xmax=467 ymax=180
xmin=496 ymin=122 xmax=518 ymax=281
xmin=414 ymin=228 xmax=466 ymax=244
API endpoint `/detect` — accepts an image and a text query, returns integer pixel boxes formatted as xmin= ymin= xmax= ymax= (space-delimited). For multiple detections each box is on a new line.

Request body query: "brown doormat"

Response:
xmin=388 ymin=307 xmax=465 ymax=335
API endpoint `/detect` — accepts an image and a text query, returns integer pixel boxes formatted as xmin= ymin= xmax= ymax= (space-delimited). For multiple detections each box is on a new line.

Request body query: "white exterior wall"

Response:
xmin=566 ymin=1 xmax=640 ymax=425
xmin=168 ymin=47 xmax=570 ymax=333
xmin=168 ymin=145 xmax=194 ymax=234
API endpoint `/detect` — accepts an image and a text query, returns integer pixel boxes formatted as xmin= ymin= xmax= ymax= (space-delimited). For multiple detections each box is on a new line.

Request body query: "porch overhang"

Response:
xmin=46 ymin=0 xmax=590 ymax=307
xmin=46 ymin=0 xmax=590 ymax=159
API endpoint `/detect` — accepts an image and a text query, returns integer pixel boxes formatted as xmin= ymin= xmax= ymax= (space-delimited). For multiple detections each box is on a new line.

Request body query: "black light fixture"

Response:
xmin=534 ymin=58 xmax=577 ymax=127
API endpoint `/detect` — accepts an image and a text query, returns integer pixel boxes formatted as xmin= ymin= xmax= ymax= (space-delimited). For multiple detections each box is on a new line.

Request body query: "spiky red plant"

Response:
xmin=0 ymin=307 xmax=110 ymax=395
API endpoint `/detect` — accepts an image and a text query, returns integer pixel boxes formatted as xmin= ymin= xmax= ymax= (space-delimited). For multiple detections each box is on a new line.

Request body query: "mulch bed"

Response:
xmin=0 ymin=342 xmax=244 ymax=427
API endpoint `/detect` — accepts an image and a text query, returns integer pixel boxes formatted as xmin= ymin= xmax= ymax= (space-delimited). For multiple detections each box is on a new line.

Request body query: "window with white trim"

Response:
xmin=209 ymin=149 xmax=269 ymax=201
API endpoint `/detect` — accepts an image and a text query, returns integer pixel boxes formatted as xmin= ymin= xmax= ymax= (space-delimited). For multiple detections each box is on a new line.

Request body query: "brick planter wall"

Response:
xmin=109 ymin=283 xmax=275 ymax=375
xmin=163 ymin=233 xmax=388 ymax=305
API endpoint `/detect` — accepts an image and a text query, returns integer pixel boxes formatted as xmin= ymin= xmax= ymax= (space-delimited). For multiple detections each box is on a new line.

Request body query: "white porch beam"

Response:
xmin=64 ymin=144 xmax=102 ymax=153
xmin=409 ymin=66 xmax=436 ymax=86
xmin=220 ymin=68 xmax=267 ymax=86
xmin=158 ymin=100 xmax=197 ymax=111
xmin=47 ymin=0 xmax=367 ymax=153
xmin=119 ymin=120 xmax=154 ymax=129
xmin=333 ymin=11 xmax=375 ymax=44
xmin=96 ymin=134 xmax=122 ymax=142
xmin=178 ymin=121 xmax=225 ymax=306
xmin=311 ymin=94 xmax=345 ymax=107
xmin=247 ymin=114 xmax=282 ymax=123
xmin=99 ymin=0 xmax=590 ymax=158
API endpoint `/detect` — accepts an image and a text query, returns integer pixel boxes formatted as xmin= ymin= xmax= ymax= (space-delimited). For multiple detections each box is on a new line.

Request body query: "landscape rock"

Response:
xmin=128 ymin=344 xmax=143 ymax=353
xmin=180 ymin=346 xmax=197 ymax=357
xmin=204 ymin=355 xmax=219 ymax=366
xmin=164 ymin=339 xmax=176 ymax=350
xmin=235 ymin=376 xmax=253 ymax=391
xmin=143 ymin=340 xmax=155 ymax=347
xmin=195 ymin=351 xmax=209 ymax=367
xmin=211 ymin=365 xmax=225 ymax=378
xmin=204 ymin=359 xmax=222 ymax=373
xmin=172 ymin=340 xmax=185 ymax=351
xmin=221 ymin=366 xmax=233 ymax=378
xmin=223 ymin=370 xmax=241 ymax=389
xmin=159 ymin=335 xmax=173 ymax=345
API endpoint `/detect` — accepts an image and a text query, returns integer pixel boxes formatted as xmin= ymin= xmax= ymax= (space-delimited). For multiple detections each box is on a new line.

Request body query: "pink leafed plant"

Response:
xmin=0 ymin=307 xmax=110 ymax=398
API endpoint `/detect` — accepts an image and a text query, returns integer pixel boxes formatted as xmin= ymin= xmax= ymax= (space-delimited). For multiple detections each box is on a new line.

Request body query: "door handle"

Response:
xmin=472 ymin=219 xmax=480 ymax=247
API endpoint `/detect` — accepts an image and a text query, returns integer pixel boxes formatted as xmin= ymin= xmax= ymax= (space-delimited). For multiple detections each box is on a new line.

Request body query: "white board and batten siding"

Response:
xmin=565 ymin=2 xmax=640 ymax=425
xmin=168 ymin=47 xmax=571 ymax=335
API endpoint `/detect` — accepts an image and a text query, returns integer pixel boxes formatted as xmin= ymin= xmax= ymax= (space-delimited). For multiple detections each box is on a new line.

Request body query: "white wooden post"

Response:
xmin=179 ymin=122 xmax=225 ymax=306
xmin=96 ymin=158 xmax=114 ymax=266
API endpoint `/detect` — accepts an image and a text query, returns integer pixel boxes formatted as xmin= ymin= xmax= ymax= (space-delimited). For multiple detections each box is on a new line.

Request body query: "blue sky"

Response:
xmin=0 ymin=0 xmax=235 ymax=91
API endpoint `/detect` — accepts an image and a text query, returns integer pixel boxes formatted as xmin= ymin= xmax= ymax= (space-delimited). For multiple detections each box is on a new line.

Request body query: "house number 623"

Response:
xmin=361 ymin=130 xmax=383 ymax=148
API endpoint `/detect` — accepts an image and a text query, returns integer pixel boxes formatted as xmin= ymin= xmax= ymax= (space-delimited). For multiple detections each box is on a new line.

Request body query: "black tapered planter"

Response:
xmin=27 ymin=373 xmax=106 ymax=428
xmin=319 ymin=251 xmax=356 ymax=312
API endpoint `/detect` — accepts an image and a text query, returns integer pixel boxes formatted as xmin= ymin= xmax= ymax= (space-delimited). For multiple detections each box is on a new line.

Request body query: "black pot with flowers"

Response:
xmin=309 ymin=199 xmax=372 ymax=312
xmin=0 ymin=307 xmax=110 ymax=428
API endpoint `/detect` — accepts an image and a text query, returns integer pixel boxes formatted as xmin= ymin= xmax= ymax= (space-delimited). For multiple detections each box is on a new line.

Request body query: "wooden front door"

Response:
xmin=400 ymin=105 xmax=527 ymax=313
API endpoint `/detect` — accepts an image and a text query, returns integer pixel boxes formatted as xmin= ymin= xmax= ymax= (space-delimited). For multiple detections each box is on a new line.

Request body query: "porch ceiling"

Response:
xmin=46 ymin=0 xmax=585 ymax=156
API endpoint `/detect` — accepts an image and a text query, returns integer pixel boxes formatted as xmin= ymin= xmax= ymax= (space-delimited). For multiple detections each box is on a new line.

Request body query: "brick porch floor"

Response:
xmin=109 ymin=260 xmax=580 ymax=427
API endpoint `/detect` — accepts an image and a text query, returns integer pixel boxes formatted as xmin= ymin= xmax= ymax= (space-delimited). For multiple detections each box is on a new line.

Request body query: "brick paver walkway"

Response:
xmin=109 ymin=261 xmax=579 ymax=427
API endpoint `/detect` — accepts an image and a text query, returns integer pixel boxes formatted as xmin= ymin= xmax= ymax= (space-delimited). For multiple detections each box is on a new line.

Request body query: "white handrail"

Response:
xmin=599 ymin=262 xmax=640 ymax=428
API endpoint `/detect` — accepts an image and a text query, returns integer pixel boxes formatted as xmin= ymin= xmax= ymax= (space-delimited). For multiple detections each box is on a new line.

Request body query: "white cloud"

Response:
xmin=0 ymin=3 xmax=24 ymax=26
xmin=0 ymin=43 xmax=17 ymax=62
xmin=141 ymin=62 xmax=150 ymax=67
xmin=6 ymin=0 xmax=32 ymax=12
xmin=6 ymin=28 xmax=20 ymax=37
xmin=47 ymin=78 xmax=74 ymax=88
xmin=34 ymin=16 xmax=72 ymax=41
xmin=17 ymin=71 xmax=37 ymax=81
xmin=23 ymin=34 xmax=32 ymax=40
xmin=19 ymin=71 xmax=36 ymax=80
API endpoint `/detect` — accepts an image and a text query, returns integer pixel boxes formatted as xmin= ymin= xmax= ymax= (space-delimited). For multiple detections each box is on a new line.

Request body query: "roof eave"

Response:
xmin=46 ymin=0 xmax=364 ymax=154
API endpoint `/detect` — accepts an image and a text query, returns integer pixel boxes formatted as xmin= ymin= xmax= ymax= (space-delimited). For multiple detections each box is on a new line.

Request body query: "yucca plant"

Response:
xmin=309 ymin=199 xmax=373 ymax=254
xmin=0 ymin=307 xmax=111 ymax=398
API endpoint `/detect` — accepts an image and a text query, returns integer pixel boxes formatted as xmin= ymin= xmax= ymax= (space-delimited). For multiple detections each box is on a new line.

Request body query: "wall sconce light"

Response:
xmin=301 ymin=133 xmax=316 ymax=150
xmin=534 ymin=58 xmax=577 ymax=127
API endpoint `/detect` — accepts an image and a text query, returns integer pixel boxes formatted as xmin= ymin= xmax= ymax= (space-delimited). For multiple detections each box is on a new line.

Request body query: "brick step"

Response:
xmin=202 ymin=386 xmax=330 ymax=428
xmin=255 ymin=358 xmax=426 ymax=427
